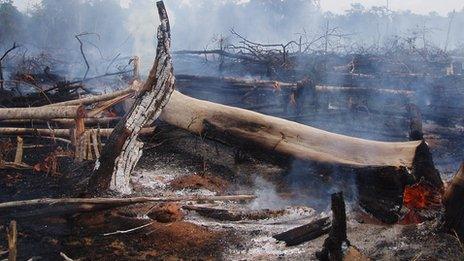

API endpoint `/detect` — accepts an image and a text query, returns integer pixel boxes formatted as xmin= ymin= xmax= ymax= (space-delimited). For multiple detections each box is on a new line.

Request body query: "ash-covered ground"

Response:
xmin=127 ymin=125 xmax=464 ymax=260
xmin=0 ymin=122 xmax=462 ymax=260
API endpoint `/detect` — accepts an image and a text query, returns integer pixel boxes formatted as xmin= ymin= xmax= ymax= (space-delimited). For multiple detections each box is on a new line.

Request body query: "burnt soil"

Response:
xmin=0 ymin=123 xmax=463 ymax=260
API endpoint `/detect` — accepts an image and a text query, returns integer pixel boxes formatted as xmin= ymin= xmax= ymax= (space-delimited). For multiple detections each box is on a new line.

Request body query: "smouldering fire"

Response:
xmin=404 ymin=182 xmax=434 ymax=209
xmin=400 ymin=181 xmax=442 ymax=224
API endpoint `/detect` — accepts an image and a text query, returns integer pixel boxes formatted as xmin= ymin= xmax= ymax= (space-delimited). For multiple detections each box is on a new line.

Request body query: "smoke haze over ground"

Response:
xmin=2 ymin=0 xmax=464 ymax=73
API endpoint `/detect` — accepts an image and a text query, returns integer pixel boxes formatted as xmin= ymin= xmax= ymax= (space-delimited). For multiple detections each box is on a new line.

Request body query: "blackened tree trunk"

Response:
xmin=317 ymin=192 xmax=349 ymax=261
xmin=88 ymin=1 xmax=175 ymax=193
xmin=443 ymin=163 xmax=464 ymax=241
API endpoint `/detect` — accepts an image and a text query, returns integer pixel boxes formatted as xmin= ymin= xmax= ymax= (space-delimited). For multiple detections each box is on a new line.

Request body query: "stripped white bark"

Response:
xmin=89 ymin=1 xmax=175 ymax=193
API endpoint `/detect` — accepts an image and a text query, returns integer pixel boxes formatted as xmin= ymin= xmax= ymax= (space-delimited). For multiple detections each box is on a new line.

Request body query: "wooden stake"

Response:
xmin=85 ymin=131 xmax=93 ymax=160
xmin=91 ymin=130 xmax=100 ymax=159
xmin=13 ymin=137 xmax=23 ymax=164
xmin=7 ymin=220 xmax=17 ymax=261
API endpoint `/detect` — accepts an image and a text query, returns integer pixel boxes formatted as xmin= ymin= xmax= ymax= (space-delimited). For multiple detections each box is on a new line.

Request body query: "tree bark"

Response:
xmin=443 ymin=162 xmax=464 ymax=241
xmin=7 ymin=220 xmax=17 ymax=261
xmin=0 ymin=105 xmax=86 ymax=120
xmin=46 ymin=86 xmax=136 ymax=107
xmin=161 ymin=91 xmax=439 ymax=177
xmin=0 ymin=127 xmax=154 ymax=138
xmin=1 ymin=117 xmax=121 ymax=126
xmin=88 ymin=1 xmax=175 ymax=194
xmin=0 ymin=195 xmax=255 ymax=210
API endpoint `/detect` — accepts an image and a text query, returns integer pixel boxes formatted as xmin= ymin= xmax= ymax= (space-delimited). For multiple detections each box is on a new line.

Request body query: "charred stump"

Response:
xmin=443 ymin=163 xmax=464 ymax=241
xmin=316 ymin=192 xmax=349 ymax=261
xmin=88 ymin=1 xmax=175 ymax=193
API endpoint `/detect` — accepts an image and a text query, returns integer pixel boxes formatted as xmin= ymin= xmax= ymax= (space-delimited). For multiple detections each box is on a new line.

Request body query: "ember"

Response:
xmin=401 ymin=180 xmax=443 ymax=224
xmin=403 ymin=182 xmax=439 ymax=210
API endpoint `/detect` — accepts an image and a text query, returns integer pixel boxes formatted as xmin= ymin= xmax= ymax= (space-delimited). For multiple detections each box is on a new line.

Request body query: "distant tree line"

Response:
xmin=0 ymin=0 xmax=463 ymax=65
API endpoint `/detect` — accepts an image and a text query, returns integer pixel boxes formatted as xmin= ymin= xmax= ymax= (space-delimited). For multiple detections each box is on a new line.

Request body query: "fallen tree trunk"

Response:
xmin=183 ymin=205 xmax=285 ymax=221
xmin=1 ymin=117 xmax=121 ymax=126
xmin=0 ymin=105 xmax=86 ymax=120
xmin=160 ymin=91 xmax=442 ymax=222
xmin=0 ymin=127 xmax=155 ymax=138
xmin=88 ymin=1 xmax=175 ymax=193
xmin=161 ymin=91 xmax=438 ymax=177
xmin=176 ymin=74 xmax=414 ymax=96
xmin=443 ymin=162 xmax=464 ymax=241
xmin=46 ymin=85 xmax=136 ymax=107
xmin=0 ymin=195 xmax=256 ymax=210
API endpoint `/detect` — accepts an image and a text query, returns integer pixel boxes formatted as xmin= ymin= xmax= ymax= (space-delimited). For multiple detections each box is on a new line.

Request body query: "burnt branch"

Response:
xmin=0 ymin=42 xmax=20 ymax=90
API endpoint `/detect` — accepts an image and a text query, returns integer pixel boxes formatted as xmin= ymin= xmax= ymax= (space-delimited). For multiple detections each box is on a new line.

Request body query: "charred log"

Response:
xmin=273 ymin=217 xmax=331 ymax=246
xmin=183 ymin=205 xmax=285 ymax=221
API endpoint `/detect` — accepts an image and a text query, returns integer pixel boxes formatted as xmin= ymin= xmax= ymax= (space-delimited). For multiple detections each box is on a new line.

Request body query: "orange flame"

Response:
xmin=400 ymin=181 xmax=442 ymax=224
xmin=403 ymin=183 xmax=432 ymax=209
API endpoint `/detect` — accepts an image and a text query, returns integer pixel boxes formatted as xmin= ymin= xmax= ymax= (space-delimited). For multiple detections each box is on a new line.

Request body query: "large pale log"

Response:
xmin=0 ymin=105 xmax=85 ymax=120
xmin=160 ymin=91 xmax=442 ymax=222
xmin=161 ymin=91 xmax=437 ymax=174
xmin=88 ymin=1 xmax=175 ymax=194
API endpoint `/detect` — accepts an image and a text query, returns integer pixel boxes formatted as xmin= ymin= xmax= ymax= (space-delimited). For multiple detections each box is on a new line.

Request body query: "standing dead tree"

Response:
xmin=74 ymin=33 xmax=101 ymax=94
xmin=0 ymin=42 xmax=19 ymax=91
xmin=88 ymin=1 xmax=175 ymax=194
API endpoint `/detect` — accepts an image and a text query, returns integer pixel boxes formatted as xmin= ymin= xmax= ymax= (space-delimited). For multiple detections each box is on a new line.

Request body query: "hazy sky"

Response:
xmin=14 ymin=0 xmax=464 ymax=16
xmin=320 ymin=0 xmax=463 ymax=15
